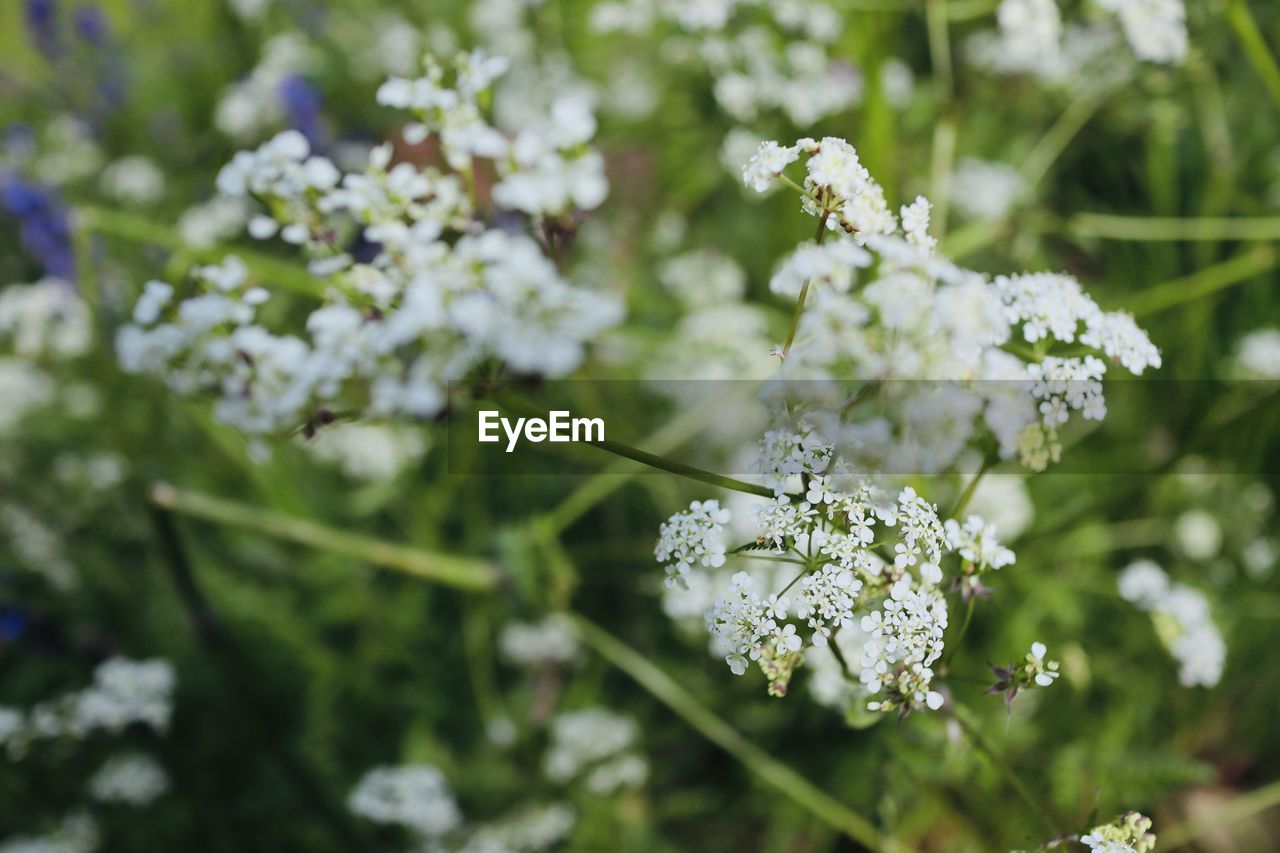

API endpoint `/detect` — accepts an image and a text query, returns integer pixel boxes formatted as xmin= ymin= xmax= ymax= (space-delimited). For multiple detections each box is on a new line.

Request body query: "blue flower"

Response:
xmin=0 ymin=176 xmax=75 ymax=280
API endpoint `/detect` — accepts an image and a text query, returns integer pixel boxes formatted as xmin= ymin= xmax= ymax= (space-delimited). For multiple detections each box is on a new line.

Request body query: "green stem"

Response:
xmin=951 ymin=703 xmax=1058 ymax=836
xmin=149 ymin=483 xmax=501 ymax=591
xmin=542 ymin=383 xmax=759 ymax=535
xmin=1122 ymin=246 xmax=1277 ymax=316
xmin=1021 ymin=91 xmax=1105 ymax=188
xmin=929 ymin=117 xmax=958 ymax=239
xmin=571 ymin=614 xmax=883 ymax=849
xmin=496 ymin=395 xmax=773 ymax=498
xmin=1160 ymin=777 xmax=1280 ymax=849
xmin=76 ymin=205 xmax=322 ymax=296
xmin=950 ymin=450 xmax=996 ymax=518
xmin=926 ymin=0 xmax=953 ymax=96
xmin=781 ymin=210 xmax=831 ymax=359
xmin=1226 ymin=0 xmax=1280 ymax=113
xmin=1070 ymin=213 xmax=1280 ymax=242
xmin=942 ymin=597 xmax=976 ymax=669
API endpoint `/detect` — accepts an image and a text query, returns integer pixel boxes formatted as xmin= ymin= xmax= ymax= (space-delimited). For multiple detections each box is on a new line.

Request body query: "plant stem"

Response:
xmin=1070 ymin=213 xmax=1280 ymax=242
xmin=930 ymin=117 xmax=958 ymax=238
xmin=542 ymin=382 xmax=759 ymax=535
xmin=1021 ymin=91 xmax=1105 ymax=188
xmin=572 ymin=614 xmax=883 ymax=849
xmin=1226 ymin=0 xmax=1280 ymax=113
xmin=781 ymin=210 xmax=831 ymax=359
xmin=1122 ymin=245 xmax=1277 ymax=316
xmin=950 ymin=450 xmax=996 ymax=518
xmin=76 ymin=205 xmax=322 ymax=296
xmin=942 ymin=597 xmax=977 ymax=671
xmin=951 ymin=703 xmax=1058 ymax=836
xmin=150 ymin=483 xmax=501 ymax=591
xmin=926 ymin=0 xmax=953 ymax=96
xmin=148 ymin=506 xmax=372 ymax=849
xmin=1160 ymin=777 xmax=1280 ymax=849
xmin=496 ymin=395 xmax=773 ymax=498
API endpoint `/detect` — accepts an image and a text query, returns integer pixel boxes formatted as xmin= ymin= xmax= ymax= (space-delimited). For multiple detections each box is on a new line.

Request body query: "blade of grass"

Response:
xmin=1070 ymin=213 xmax=1280 ymax=242
xmin=1160 ymin=777 xmax=1280 ymax=849
xmin=1226 ymin=0 xmax=1280 ymax=113
xmin=1120 ymin=245 xmax=1278 ymax=316
xmin=571 ymin=613 xmax=885 ymax=850
xmin=76 ymin=205 xmax=323 ymax=296
xmin=149 ymin=483 xmax=500 ymax=591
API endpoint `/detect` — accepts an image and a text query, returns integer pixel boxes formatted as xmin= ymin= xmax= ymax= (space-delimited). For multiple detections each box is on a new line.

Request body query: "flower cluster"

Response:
xmin=654 ymin=499 xmax=732 ymax=589
xmin=498 ymin=614 xmax=582 ymax=668
xmin=348 ymin=764 xmax=463 ymax=839
xmin=1232 ymin=327 xmax=1280 ymax=379
xmin=681 ymin=483 xmax=973 ymax=713
xmin=543 ymin=708 xmax=648 ymax=794
xmin=117 ymin=50 xmax=621 ymax=434
xmin=1081 ymin=811 xmax=1157 ymax=852
xmin=945 ymin=514 xmax=1015 ymax=599
xmin=0 ymin=657 xmax=176 ymax=757
xmin=1118 ymin=560 xmax=1226 ymax=687
xmin=88 ymin=753 xmax=169 ymax=806
xmin=590 ymin=0 xmax=859 ymax=127
xmin=348 ymin=762 xmax=578 ymax=850
xmin=737 ymin=137 xmax=1160 ymax=474
xmin=986 ymin=642 xmax=1060 ymax=708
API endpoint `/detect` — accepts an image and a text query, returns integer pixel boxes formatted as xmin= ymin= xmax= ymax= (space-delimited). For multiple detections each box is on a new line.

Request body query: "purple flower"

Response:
xmin=25 ymin=0 xmax=60 ymax=58
xmin=1 ymin=176 xmax=75 ymax=280
xmin=280 ymin=74 xmax=327 ymax=148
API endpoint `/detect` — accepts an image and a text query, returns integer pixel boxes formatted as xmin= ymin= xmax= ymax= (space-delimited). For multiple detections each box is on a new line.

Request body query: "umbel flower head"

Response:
xmin=666 ymin=483 xmax=986 ymax=715
xmin=739 ymin=135 xmax=1160 ymax=475
xmin=117 ymin=49 xmax=621 ymax=435
xmin=1081 ymin=811 xmax=1157 ymax=852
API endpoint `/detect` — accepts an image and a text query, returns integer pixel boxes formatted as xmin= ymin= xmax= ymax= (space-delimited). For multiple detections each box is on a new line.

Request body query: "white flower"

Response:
xmin=498 ymin=615 xmax=581 ymax=667
xmin=1233 ymin=328 xmax=1280 ymax=378
xmin=900 ymin=195 xmax=935 ymax=250
xmin=1096 ymin=0 xmax=1187 ymax=64
xmin=742 ymin=140 xmax=800 ymax=193
xmin=90 ymin=753 xmax=169 ymax=805
xmin=348 ymin=765 xmax=462 ymax=837
xmin=944 ymin=515 xmax=1016 ymax=571
xmin=543 ymin=708 xmax=646 ymax=793
xmin=655 ymin=499 xmax=732 ymax=589
xmin=1118 ymin=560 xmax=1226 ymax=687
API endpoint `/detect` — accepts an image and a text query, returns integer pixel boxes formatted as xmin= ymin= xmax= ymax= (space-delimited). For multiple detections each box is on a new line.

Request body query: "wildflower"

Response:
xmin=742 ymin=140 xmax=800 ymax=193
xmin=1095 ymin=0 xmax=1187 ymax=64
xmin=89 ymin=753 xmax=169 ymax=805
xmin=987 ymin=642 xmax=1060 ymax=707
xmin=498 ymin=615 xmax=581 ymax=667
xmin=348 ymin=765 xmax=462 ymax=838
xmin=655 ymin=499 xmax=732 ymax=589
xmin=1081 ymin=811 xmax=1157 ymax=852
xmin=1233 ymin=328 xmax=1280 ymax=379
xmin=1118 ymin=560 xmax=1226 ymax=687
xmin=543 ymin=708 xmax=647 ymax=793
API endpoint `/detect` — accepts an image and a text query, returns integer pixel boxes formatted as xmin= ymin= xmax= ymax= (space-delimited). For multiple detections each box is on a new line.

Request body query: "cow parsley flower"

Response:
xmin=1095 ymin=0 xmax=1187 ymax=64
xmin=1081 ymin=811 xmax=1157 ymax=852
xmin=348 ymin=764 xmax=462 ymax=838
xmin=655 ymin=499 xmax=732 ymax=589
xmin=543 ymin=708 xmax=647 ymax=794
xmin=119 ymin=51 xmax=622 ymax=435
xmin=89 ymin=753 xmax=169 ymax=805
xmin=1232 ymin=328 xmax=1280 ymax=379
xmin=859 ymin=578 xmax=949 ymax=713
xmin=1118 ymin=560 xmax=1225 ymax=687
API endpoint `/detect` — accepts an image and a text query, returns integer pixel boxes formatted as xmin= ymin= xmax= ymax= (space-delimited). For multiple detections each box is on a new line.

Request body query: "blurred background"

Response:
xmin=1 ymin=0 xmax=1279 ymax=850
